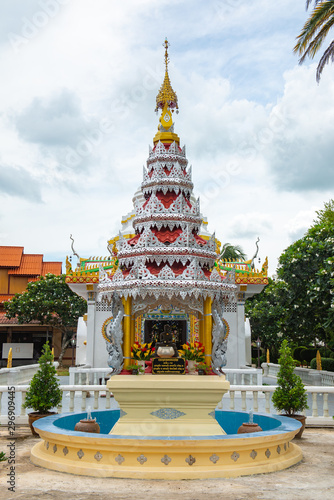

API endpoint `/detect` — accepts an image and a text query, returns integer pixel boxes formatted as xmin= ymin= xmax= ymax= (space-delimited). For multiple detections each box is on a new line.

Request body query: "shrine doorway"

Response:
xmin=144 ymin=320 xmax=187 ymax=350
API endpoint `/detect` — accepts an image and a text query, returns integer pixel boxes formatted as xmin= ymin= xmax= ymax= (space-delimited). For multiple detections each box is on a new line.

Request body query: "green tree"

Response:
xmin=246 ymin=201 xmax=334 ymax=350
xmin=277 ymin=200 xmax=334 ymax=346
xmin=245 ymin=278 xmax=289 ymax=362
xmin=272 ymin=340 xmax=308 ymax=416
xmin=23 ymin=342 xmax=62 ymax=413
xmin=5 ymin=274 xmax=87 ymax=366
xmin=294 ymin=1 xmax=334 ymax=82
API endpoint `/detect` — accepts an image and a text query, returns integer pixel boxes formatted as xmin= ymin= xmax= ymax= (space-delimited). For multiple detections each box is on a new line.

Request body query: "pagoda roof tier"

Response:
xmin=133 ymin=214 xmax=203 ymax=231
xmin=134 ymin=192 xmax=200 ymax=218
xmin=147 ymin=142 xmax=187 ymax=165
xmin=97 ymin=261 xmax=236 ymax=309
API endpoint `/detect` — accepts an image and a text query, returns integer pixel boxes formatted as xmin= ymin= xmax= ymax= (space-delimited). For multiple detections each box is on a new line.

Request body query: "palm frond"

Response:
xmin=298 ymin=16 xmax=334 ymax=62
xmin=294 ymin=1 xmax=334 ymax=55
xmin=316 ymin=39 xmax=334 ymax=80
xmin=306 ymin=0 xmax=322 ymax=9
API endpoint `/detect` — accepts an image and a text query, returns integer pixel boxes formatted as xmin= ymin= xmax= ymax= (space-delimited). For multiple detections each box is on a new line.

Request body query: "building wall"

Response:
xmin=0 ymin=269 xmax=8 ymax=294
xmin=9 ymin=276 xmax=29 ymax=294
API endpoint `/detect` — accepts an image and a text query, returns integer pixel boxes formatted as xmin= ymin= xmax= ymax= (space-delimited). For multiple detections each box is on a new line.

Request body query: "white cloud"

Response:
xmin=264 ymin=64 xmax=334 ymax=192
xmin=0 ymin=0 xmax=332 ymax=277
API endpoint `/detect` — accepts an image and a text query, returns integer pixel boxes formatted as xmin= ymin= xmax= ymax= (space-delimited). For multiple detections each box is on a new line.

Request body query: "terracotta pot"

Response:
xmin=284 ymin=414 xmax=306 ymax=438
xmin=237 ymin=422 xmax=263 ymax=434
xmin=74 ymin=418 xmax=100 ymax=433
xmin=28 ymin=411 xmax=56 ymax=437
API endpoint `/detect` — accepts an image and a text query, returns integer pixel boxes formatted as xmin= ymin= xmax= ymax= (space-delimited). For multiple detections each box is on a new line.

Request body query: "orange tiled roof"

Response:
xmin=42 ymin=262 xmax=62 ymax=275
xmin=0 ymin=246 xmax=23 ymax=267
xmin=8 ymin=254 xmax=43 ymax=276
xmin=0 ymin=295 xmax=14 ymax=304
xmin=0 ymin=312 xmax=40 ymax=325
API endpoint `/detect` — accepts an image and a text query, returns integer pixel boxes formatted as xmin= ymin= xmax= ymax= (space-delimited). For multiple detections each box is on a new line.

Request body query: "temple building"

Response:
xmin=66 ymin=40 xmax=268 ymax=370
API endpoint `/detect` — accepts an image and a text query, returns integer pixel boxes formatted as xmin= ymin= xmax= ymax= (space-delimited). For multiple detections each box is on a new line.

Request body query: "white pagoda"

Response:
xmin=66 ymin=40 xmax=268 ymax=371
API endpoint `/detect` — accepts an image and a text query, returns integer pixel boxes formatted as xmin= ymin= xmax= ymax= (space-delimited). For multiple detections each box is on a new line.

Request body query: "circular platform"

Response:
xmin=31 ymin=409 xmax=303 ymax=479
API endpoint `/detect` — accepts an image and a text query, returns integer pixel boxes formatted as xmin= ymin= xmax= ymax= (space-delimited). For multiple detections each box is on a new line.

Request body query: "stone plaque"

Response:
xmin=152 ymin=357 xmax=185 ymax=375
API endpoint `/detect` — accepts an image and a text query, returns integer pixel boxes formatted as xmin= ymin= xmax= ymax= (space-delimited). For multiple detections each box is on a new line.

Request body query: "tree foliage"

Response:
xmin=23 ymin=342 xmax=62 ymax=413
xmin=246 ymin=200 xmax=334 ymax=351
xmin=277 ymin=200 xmax=334 ymax=345
xmin=272 ymin=340 xmax=308 ymax=416
xmin=4 ymin=274 xmax=87 ymax=366
xmin=294 ymin=1 xmax=334 ymax=82
xmin=220 ymin=243 xmax=247 ymax=261
xmin=245 ymin=278 xmax=287 ymax=362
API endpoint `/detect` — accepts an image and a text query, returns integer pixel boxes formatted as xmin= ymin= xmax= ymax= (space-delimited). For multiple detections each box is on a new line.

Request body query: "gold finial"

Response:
xmin=164 ymin=38 xmax=169 ymax=72
xmin=155 ymin=38 xmax=179 ymax=113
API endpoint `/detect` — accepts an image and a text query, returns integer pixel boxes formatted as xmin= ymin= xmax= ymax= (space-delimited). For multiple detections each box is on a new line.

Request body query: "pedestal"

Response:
xmin=107 ymin=374 xmax=230 ymax=436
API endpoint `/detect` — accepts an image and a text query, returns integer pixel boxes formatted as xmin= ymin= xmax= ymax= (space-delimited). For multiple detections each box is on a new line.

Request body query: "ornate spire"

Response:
xmin=155 ymin=39 xmax=179 ymax=113
xmin=154 ymin=39 xmax=180 ymax=145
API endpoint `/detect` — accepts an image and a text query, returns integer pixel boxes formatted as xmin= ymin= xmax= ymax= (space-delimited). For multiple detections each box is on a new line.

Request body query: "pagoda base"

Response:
xmin=106 ymin=374 xmax=230 ymax=436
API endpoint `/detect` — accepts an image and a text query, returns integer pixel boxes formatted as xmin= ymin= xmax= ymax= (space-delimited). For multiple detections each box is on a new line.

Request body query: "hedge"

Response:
xmin=310 ymin=357 xmax=334 ymax=372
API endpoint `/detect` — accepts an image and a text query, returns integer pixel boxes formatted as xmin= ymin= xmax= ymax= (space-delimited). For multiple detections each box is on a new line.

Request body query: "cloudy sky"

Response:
xmin=1 ymin=0 xmax=333 ymax=275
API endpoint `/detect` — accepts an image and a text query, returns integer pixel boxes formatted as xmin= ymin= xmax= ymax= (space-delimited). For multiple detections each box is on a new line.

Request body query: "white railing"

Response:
xmin=1 ymin=384 xmax=333 ymax=426
xmin=69 ymin=367 xmax=262 ymax=386
xmin=223 ymin=368 xmax=262 ymax=385
xmin=69 ymin=367 xmax=111 ymax=386
xmin=263 ymin=363 xmax=334 ymax=386
xmin=0 ymin=363 xmax=58 ymax=386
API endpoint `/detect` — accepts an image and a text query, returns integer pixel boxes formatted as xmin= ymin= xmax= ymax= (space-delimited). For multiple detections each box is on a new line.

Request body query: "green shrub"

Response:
xmin=293 ymin=346 xmax=307 ymax=362
xmin=0 ymin=451 xmax=7 ymax=462
xmin=272 ymin=340 xmax=308 ymax=416
xmin=23 ymin=342 xmax=62 ymax=413
xmin=301 ymin=348 xmax=318 ymax=364
xmin=319 ymin=346 xmax=333 ymax=358
xmin=310 ymin=357 xmax=334 ymax=371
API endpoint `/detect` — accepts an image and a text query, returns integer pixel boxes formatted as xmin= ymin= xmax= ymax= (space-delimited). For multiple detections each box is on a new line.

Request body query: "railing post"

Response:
xmin=323 ymin=393 xmax=329 ymax=417
xmin=106 ymin=390 xmax=111 ymax=409
xmin=81 ymin=391 xmax=87 ymax=411
xmin=312 ymin=393 xmax=318 ymax=417
xmin=69 ymin=391 xmax=75 ymax=412
xmin=94 ymin=391 xmax=99 ymax=410
xmin=229 ymin=391 xmax=235 ymax=410
xmin=253 ymin=390 xmax=258 ymax=412
xmin=265 ymin=392 xmax=271 ymax=413
xmin=21 ymin=391 xmax=26 ymax=417
xmin=241 ymin=390 xmax=246 ymax=411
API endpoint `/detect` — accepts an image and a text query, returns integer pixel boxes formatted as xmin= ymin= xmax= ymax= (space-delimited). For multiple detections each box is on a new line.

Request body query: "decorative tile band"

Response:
xmin=137 ymin=454 xmax=147 ymax=465
xmin=150 ymin=408 xmax=186 ymax=420
xmin=161 ymin=455 xmax=171 ymax=465
xmin=115 ymin=454 xmax=124 ymax=465
xmin=186 ymin=455 xmax=196 ymax=466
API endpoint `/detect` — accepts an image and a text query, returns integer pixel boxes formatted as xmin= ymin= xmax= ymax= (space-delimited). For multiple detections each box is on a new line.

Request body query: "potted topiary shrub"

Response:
xmin=272 ymin=339 xmax=308 ymax=438
xmin=23 ymin=342 xmax=62 ymax=436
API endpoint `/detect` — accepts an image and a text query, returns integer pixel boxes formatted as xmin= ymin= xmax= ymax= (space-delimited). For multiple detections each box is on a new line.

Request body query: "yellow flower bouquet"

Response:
xmin=179 ymin=341 xmax=205 ymax=362
xmin=131 ymin=342 xmax=155 ymax=361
